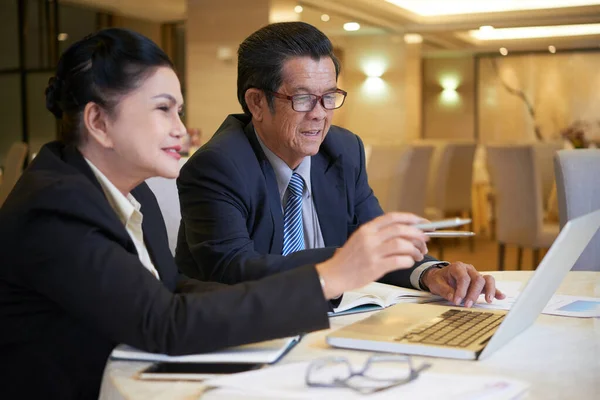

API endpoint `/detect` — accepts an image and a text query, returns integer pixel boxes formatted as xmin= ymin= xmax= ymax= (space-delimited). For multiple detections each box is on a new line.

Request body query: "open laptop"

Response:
xmin=327 ymin=209 xmax=600 ymax=360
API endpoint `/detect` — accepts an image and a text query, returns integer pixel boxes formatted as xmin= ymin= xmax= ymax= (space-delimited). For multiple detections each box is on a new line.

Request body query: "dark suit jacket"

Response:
xmin=0 ymin=142 xmax=330 ymax=400
xmin=176 ymin=114 xmax=437 ymax=286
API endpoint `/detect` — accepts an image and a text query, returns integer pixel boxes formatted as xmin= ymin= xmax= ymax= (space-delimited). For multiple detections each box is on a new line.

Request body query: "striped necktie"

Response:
xmin=282 ymin=172 xmax=305 ymax=256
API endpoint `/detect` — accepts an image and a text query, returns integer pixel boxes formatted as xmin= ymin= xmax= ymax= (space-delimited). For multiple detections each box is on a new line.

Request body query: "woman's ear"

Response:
xmin=83 ymin=102 xmax=114 ymax=149
xmin=245 ymin=88 xmax=266 ymax=122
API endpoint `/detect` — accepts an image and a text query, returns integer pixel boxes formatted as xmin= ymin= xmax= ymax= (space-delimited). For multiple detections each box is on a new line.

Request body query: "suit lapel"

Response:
xmin=62 ymin=145 xmax=134 ymax=252
xmin=243 ymin=123 xmax=284 ymax=253
xmin=60 ymin=143 xmax=175 ymax=287
xmin=135 ymin=185 xmax=178 ymax=290
xmin=311 ymin=150 xmax=348 ymax=247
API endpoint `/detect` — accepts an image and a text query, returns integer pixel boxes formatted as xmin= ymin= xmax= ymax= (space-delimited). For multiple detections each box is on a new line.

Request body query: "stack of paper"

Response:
xmin=110 ymin=336 xmax=300 ymax=364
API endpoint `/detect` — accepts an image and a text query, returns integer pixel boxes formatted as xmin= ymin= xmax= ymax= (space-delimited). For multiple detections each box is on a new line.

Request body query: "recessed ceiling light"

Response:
xmin=321 ymin=14 xmax=330 ymax=22
xmin=404 ymin=33 xmax=423 ymax=44
xmin=343 ymin=22 xmax=361 ymax=32
xmin=499 ymin=47 xmax=508 ymax=56
xmin=294 ymin=5 xmax=303 ymax=13
xmin=548 ymin=45 xmax=557 ymax=53
xmin=479 ymin=25 xmax=495 ymax=31
xmin=470 ymin=23 xmax=600 ymax=40
xmin=384 ymin=0 xmax=600 ymax=17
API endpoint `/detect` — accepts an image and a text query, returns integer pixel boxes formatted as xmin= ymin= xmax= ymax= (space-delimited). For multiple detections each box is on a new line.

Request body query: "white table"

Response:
xmin=100 ymin=271 xmax=600 ymax=400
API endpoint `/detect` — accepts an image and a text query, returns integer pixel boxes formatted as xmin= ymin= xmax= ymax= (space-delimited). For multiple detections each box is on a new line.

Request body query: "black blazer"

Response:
xmin=0 ymin=142 xmax=329 ymax=400
xmin=176 ymin=114 xmax=437 ymax=286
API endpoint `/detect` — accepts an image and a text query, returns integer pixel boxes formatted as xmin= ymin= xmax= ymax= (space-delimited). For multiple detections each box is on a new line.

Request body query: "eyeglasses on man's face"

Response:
xmin=305 ymin=355 xmax=431 ymax=395
xmin=269 ymin=89 xmax=347 ymax=112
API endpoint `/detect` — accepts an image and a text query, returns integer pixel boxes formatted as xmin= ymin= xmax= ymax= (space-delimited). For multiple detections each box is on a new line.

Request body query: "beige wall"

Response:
xmin=478 ymin=52 xmax=600 ymax=144
xmin=113 ymin=16 xmax=162 ymax=47
xmin=423 ymin=56 xmax=475 ymax=140
xmin=186 ymin=0 xmax=270 ymax=138
xmin=331 ymin=35 xmax=412 ymax=145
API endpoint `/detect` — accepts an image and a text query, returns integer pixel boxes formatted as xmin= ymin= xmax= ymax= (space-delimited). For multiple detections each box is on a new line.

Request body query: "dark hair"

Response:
xmin=237 ymin=22 xmax=340 ymax=115
xmin=45 ymin=28 xmax=173 ymax=145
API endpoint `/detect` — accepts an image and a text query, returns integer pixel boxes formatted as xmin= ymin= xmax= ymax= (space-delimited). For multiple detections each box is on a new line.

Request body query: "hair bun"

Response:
xmin=45 ymin=76 xmax=63 ymax=119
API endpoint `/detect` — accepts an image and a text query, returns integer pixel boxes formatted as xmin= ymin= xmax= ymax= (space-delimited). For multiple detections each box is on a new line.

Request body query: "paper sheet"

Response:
xmin=204 ymin=361 xmax=529 ymax=400
xmin=470 ymin=281 xmax=600 ymax=318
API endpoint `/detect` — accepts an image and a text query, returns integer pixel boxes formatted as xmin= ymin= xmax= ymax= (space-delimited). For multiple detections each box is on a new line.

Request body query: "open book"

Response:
xmin=110 ymin=336 xmax=300 ymax=364
xmin=330 ymin=282 xmax=441 ymax=316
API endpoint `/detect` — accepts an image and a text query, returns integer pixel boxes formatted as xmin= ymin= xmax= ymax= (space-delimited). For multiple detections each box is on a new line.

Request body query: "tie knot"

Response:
xmin=288 ymin=172 xmax=304 ymax=197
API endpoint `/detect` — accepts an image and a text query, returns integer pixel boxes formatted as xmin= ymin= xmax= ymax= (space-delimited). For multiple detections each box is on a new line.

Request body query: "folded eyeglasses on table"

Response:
xmin=305 ymin=355 xmax=431 ymax=394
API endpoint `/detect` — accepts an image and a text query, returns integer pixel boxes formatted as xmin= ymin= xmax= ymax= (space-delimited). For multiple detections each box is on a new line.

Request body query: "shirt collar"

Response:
xmin=254 ymin=127 xmax=312 ymax=202
xmin=84 ymin=157 xmax=141 ymax=226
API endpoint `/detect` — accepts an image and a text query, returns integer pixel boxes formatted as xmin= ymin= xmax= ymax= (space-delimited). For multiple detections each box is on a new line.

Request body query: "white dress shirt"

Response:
xmin=85 ymin=158 xmax=160 ymax=280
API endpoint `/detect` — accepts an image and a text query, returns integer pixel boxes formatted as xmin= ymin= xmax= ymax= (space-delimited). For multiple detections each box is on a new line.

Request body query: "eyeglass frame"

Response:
xmin=305 ymin=354 xmax=431 ymax=395
xmin=268 ymin=89 xmax=348 ymax=112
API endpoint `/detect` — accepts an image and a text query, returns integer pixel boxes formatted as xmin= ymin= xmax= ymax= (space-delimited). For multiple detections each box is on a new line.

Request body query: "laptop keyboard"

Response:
xmin=395 ymin=309 xmax=505 ymax=348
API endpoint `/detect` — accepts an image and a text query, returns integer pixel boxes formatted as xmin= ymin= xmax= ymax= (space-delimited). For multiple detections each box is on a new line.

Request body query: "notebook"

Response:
xmin=327 ymin=209 xmax=600 ymax=360
xmin=111 ymin=336 xmax=300 ymax=364
xmin=330 ymin=282 xmax=441 ymax=316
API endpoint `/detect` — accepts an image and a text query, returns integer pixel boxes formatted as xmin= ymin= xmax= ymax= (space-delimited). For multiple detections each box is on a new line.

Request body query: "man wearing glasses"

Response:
xmin=176 ymin=22 xmax=503 ymax=307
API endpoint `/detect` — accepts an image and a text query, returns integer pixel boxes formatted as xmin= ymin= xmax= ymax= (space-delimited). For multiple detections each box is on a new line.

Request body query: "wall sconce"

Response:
xmin=363 ymin=60 xmax=386 ymax=78
xmin=216 ymin=46 xmax=234 ymax=63
xmin=361 ymin=60 xmax=387 ymax=95
xmin=439 ymin=75 xmax=461 ymax=106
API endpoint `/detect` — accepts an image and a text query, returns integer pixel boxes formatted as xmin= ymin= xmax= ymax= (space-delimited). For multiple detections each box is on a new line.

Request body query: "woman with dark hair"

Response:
xmin=0 ymin=28 xmax=429 ymax=399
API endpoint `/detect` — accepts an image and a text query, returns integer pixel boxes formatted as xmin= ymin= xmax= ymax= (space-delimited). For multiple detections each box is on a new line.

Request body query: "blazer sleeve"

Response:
xmin=350 ymin=134 xmax=440 ymax=288
xmin=16 ymin=186 xmax=330 ymax=356
xmin=177 ymin=148 xmax=336 ymax=284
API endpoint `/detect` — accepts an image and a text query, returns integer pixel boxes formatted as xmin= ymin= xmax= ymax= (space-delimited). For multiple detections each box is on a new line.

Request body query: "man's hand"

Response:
xmin=316 ymin=212 xmax=429 ymax=299
xmin=421 ymin=262 xmax=506 ymax=307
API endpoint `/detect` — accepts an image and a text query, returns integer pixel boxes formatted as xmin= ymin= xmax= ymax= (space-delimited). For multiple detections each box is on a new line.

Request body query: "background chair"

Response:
xmin=425 ymin=142 xmax=476 ymax=257
xmin=146 ymin=176 xmax=181 ymax=255
xmin=554 ymin=149 xmax=600 ymax=271
xmin=425 ymin=142 xmax=476 ymax=220
xmin=0 ymin=142 xmax=28 ymax=207
xmin=367 ymin=143 xmax=434 ymax=215
xmin=486 ymin=144 xmax=559 ymax=270
xmin=533 ymin=141 xmax=563 ymax=222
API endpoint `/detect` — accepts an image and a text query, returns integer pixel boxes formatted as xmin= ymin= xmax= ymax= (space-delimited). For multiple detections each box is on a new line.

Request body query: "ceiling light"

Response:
xmin=321 ymin=14 xmax=330 ymax=22
xmin=343 ymin=22 xmax=361 ymax=32
xmin=499 ymin=47 xmax=508 ymax=56
xmin=384 ymin=0 xmax=599 ymax=17
xmin=470 ymin=23 xmax=600 ymax=40
xmin=404 ymin=33 xmax=423 ymax=44
xmin=548 ymin=45 xmax=557 ymax=53
xmin=479 ymin=25 xmax=494 ymax=32
xmin=294 ymin=5 xmax=303 ymax=13
xmin=57 ymin=33 xmax=68 ymax=41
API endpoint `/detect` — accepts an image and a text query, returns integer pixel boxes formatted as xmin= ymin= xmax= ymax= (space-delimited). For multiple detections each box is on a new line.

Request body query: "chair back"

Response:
xmin=0 ymin=142 xmax=28 ymax=207
xmin=398 ymin=144 xmax=434 ymax=215
xmin=367 ymin=144 xmax=411 ymax=212
xmin=146 ymin=177 xmax=181 ymax=255
xmin=486 ymin=145 xmax=544 ymax=247
xmin=533 ymin=142 xmax=563 ymax=210
xmin=428 ymin=142 xmax=476 ymax=214
xmin=368 ymin=143 xmax=433 ymax=215
xmin=554 ymin=149 xmax=600 ymax=271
